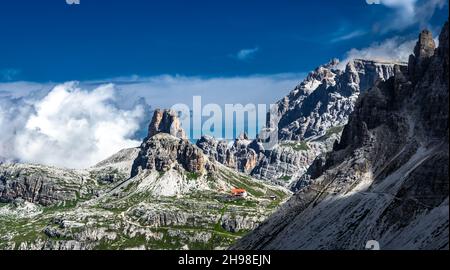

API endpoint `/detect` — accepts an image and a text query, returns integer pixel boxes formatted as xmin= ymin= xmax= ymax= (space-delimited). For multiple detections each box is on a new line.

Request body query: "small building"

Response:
xmin=231 ymin=188 xmax=248 ymax=198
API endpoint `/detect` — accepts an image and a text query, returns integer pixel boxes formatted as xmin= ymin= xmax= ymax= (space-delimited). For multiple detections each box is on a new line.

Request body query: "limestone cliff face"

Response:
xmin=0 ymin=164 xmax=81 ymax=206
xmin=275 ymin=59 xmax=400 ymax=141
xmin=197 ymin=59 xmax=399 ymax=186
xmin=131 ymin=134 xmax=210 ymax=177
xmin=0 ymin=148 xmax=138 ymax=206
xmin=196 ymin=132 xmax=340 ymax=187
xmin=196 ymin=134 xmax=258 ymax=174
xmin=252 ymin=134 xmax=339 ymax=187
xmin=233 ymin=22 xmax=449 ymax=250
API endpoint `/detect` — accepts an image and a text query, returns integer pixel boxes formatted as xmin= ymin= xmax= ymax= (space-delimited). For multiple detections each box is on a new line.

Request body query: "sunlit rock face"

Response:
xmin=197 ymin=59 xmax=401 ymax=187
xmin=274 ymin=58 xmax=400 ymax=141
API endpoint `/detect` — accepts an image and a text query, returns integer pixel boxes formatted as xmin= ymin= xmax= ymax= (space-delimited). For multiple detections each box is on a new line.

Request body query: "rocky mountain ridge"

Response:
xmin=196 ymin=59 xmax=401 ymax=187
xmin=232 ymin=22 xmax=449 ymax=250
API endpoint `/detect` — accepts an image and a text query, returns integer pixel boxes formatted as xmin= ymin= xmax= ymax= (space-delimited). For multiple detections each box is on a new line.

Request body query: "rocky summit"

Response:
xmin=0 ymin=111 xmax=289 ymax=250
xmin=147 ymin=109 xmax=187 ymax=139
xmin=232 ymin=22 xmax=449 ymax=250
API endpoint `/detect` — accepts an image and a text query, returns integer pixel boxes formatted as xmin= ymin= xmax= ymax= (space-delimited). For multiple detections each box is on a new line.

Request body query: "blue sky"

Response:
xmin=0 ymin=0 xmax=448 ymax=82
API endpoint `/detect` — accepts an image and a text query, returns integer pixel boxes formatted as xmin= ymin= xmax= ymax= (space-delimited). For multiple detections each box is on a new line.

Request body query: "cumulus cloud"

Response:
xmin=0 ymin=82 xmax=145 ymax=169
xmin=338 ymin=37 xmax=416 ymax=69
xmin=234 ymin=47 xmax=259 ymax=61
xmin=0 ymin=97 xmax=34 ymax=163
xmin=369 ymin=0 xmax=447 ymax=32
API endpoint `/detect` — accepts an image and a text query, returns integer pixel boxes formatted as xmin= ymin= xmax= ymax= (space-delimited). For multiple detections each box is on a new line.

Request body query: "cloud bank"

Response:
xmin=338 ymin=37 xmax=416 ymax=69
xmin=372 ymin=0 xmax=447 ymax=32
xmin=0 ymin=82 xmax=144 ymax=169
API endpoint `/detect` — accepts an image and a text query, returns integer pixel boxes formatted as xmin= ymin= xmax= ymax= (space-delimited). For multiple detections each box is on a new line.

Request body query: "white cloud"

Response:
xmin=380 ymin=0 xmax=417 ymax=11
xmin=0 ymin=98 xmax=34 ymax=163
xmin=0 ymin=81 xmax=53 ymax=97
xmin=331 ymin=30 xmax=367 ymax=43
xmin=0 ymin=82 xmax=144 ymax=169
xmin=235 ymin=47 xmax=259 ymax=61
xmin=338 ymin=37 xmax=416 ymax=69
xmin=370 ymin=0 xmax=447 ymax=32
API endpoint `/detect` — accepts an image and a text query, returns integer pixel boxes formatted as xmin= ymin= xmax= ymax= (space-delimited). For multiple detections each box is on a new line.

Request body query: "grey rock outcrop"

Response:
xmin=131 ymin=134 xmax=209 ymax=177
xmin=128 ymin=206 xmax=219 ymax=228
xmin=0 ymin=164 xmax=82 ymax=206
xmin=275 ymin=59 xmax=400 ymax=141
xmin=196 ymin=135 xmax=233 ymax=166
xmin=196 ymin=134 xmax=258 ymax=174
xmin=251 ymin=134 xmax=339 ymax=186
xmin=196 ymin=132 xmax=339 ymax=187
xmin=0 ymin=148 xmax=141 ymax=206
xmin=221 ymin=213 xmax=264 ymax=233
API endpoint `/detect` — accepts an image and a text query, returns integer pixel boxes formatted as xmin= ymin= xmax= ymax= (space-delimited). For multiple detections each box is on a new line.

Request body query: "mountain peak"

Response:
xmin=414 ymin=29 xmax=436 ymax=59
xmin=147 ymin=109 xmax=187 ymax=140
xmin=323 ymin=58 xmax=340 ymax=69
xmin=408 ymin=29 xmax=437 ymax=80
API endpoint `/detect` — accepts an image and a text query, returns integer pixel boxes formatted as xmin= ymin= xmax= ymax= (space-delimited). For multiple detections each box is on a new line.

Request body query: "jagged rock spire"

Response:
xmin=147 ymin=109 xmax=187 ymax=139
xmin=408 ymin=29 xmax=436 ymax=80
xmin=414 ymin=30 xmax=436 ymax=59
